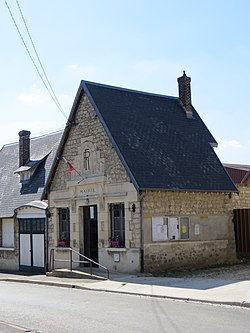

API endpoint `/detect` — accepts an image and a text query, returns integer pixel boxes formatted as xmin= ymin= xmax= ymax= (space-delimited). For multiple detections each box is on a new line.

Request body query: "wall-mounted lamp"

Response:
xmin=129 ymin=203 xmax=136 ymax=213
xmin=85 ymin=195 xmax=89 ymax=205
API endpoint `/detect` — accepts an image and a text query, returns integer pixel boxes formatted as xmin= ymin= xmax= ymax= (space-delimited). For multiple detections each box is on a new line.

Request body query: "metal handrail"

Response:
xmin=49 ymin=247 xmax=109 ymax=279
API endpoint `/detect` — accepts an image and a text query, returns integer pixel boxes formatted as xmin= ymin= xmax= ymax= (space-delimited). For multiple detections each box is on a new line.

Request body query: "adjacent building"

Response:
xmin=0 ymin=130 xmax=62 ymax=271
xmin=223 ymin=163 xmax=250 ymax=258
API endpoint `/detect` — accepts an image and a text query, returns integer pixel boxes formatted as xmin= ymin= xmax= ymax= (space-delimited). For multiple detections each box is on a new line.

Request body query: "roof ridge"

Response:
xmin=81 ymin=80 xmax=178 ymax=101
xmin=1 ymin=129 xmax=63 ymax=148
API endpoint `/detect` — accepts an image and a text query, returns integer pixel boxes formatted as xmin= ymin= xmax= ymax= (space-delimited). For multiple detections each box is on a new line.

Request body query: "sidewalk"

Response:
xmin=0 ymin=265 xmax=250 ymax=308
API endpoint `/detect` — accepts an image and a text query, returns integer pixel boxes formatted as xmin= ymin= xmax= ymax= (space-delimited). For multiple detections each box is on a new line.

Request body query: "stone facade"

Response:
xmin=142 ymin=190 xmax=236 ymax=273
xmin=48 ymin=93 xmax=238 ymax=274
xmin=231 ymin=185 xmax=250 ymax=209
xmin=48 ymin=93 xmax=141 ymax=273
xmin=51 ymin=95 xmax=130 ymax=192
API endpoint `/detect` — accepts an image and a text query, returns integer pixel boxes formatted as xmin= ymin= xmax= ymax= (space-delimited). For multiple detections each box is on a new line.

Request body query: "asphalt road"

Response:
xmin=0 ymin=282 xmax=249 ymax=333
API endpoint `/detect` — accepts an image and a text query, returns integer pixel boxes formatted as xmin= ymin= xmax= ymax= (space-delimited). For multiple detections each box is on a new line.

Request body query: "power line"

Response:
xmin=15 ymin=0 xmax=67 ymax=119
xmin=4 ymin=0 xmax=68 ymax=120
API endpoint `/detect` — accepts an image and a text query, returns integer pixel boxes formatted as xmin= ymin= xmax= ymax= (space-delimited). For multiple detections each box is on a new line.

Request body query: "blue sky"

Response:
xmin=0 ymin=0 xmax=250 ymax=164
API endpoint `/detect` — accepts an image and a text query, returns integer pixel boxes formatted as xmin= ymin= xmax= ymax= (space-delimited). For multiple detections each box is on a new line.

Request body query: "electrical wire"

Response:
xmin=15 ymin=0 xmax=67 ymax=119
xmin=4 ymin=0 xmax=68 ymax=120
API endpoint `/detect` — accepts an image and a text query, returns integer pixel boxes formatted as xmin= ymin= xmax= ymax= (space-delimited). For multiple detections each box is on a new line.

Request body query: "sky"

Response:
xmin=0 ymin=0 xmax=250 ymax=164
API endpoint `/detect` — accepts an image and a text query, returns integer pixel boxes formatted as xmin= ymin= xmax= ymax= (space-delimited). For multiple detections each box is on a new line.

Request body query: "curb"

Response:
xmin=1 ymin=277 xmax=250 ymax=309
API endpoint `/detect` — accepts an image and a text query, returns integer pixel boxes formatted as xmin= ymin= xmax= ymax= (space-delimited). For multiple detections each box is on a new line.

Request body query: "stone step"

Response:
xmin=46 ymin=269 xmax=107 ymax=280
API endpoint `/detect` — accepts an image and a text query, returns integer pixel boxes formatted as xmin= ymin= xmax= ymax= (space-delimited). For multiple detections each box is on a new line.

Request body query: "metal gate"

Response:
xmin=233 ymin=209 xmax=250 ymax=258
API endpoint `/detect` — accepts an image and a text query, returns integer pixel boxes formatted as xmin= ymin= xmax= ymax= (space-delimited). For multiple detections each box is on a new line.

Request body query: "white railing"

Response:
xmin=49 ymin=247 xmax=109 ymax=279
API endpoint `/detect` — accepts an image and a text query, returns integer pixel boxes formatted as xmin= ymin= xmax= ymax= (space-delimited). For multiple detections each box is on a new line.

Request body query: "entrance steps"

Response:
xmin=46 ymin=268 xmax=107 ymax=280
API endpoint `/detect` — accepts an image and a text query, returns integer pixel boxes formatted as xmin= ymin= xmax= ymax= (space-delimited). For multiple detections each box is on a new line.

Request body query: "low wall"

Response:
xmin=0 ymin=249 xmax=19 ymax=270
xmin=144 ymin=240 xmax=237 ymax=274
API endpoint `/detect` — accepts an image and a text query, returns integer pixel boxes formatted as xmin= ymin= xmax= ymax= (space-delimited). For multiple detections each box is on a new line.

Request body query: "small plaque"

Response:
xmin=113 ymin=253 xmax=120 ymax=262
xmin=194 ymin=224 xmax=200 ymax=235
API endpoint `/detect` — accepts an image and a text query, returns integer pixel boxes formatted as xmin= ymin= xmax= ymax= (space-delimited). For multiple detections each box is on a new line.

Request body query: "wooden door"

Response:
xmin=83 ymin=205 xmax=98 ymax=264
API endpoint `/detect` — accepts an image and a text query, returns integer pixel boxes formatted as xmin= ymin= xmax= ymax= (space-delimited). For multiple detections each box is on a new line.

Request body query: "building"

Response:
xmin=0 ymin=130 xmax=62 ymax=271
xmin=45 ymin=72 xmax=238 ymax=274
xmin=223 ymin=163 xmax=250 ymax=258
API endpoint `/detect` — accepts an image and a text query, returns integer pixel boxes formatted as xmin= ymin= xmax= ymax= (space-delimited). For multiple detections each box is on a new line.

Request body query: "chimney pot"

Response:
xmin=19 ymin=130 xmax=31 ymax=167
xmin=177 ymin=71 xmax=193 ymax=116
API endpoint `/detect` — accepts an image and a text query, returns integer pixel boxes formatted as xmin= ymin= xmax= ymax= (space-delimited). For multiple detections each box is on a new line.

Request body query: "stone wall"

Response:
xmin=51 ymin=94 xmax=130 ymax=192
xmin=48 ymin=93 xmax=141 ymax=273
xmin=142 ymin=190 xmax=237 ymax=273
xmin=143 ymin=190 xmax=231 ymax=216
xmin=231 ymin=185 xmax=250 ymax=209
xmin=144 ymin=240 xmax=232 ymax=273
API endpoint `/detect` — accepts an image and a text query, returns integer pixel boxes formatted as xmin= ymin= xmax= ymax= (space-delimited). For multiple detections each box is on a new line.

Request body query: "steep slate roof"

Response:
xmin=50 ymin=80 xmax=237 ymax=193
xmin=0 ymin=131 xmax=62 ymax=218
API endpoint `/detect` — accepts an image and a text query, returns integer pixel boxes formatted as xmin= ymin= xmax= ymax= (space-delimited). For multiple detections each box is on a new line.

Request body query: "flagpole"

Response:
xmin=62 ymin=156 xmax=83 ymax=178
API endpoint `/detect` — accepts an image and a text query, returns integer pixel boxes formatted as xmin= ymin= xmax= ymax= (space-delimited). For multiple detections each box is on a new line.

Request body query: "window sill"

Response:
xmin=152 ymin=238 xmax=190 ymax=242
xmin=56 ymin=246 xmax=71 ymax=251
xmin=106 ymin=248 xmax=127 ymax=252
xmin=0 ymin=247 xmax=15 ymax=251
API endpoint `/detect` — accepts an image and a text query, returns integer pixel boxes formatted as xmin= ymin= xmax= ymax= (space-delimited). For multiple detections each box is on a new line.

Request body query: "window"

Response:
xmin=19 ymin=218 xmax=45 ymax=234
xmin=20 ymin=171 xmax=31 ymax=183
xmin=2 ymin=219 xmax=14 ymax=248
xmin=152 ymin=216 xmax=189 ymax=241
xmin=110 ymin=203 xmax=125 ymax=247
xmin=58 ymin=208 xmax=70 ymax=246
xmin=83 ymin=149 xmax=90 ymax=171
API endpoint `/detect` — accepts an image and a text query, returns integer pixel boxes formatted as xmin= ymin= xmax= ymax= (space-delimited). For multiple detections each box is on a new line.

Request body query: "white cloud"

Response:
xmin=67 ymin=64 xmax=79 ymax=71
xmin=17 ymin=84 xmax=72 ymax=114
xmin=18 ymin=84 xmax=51 ymax=106
xmin=216 ymin=137 xmax=242 ymax=149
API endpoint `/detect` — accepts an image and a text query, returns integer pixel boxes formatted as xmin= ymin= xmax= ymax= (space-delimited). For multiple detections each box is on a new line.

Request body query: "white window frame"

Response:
xmin=2 ymin=219 xmax=14 ymax=248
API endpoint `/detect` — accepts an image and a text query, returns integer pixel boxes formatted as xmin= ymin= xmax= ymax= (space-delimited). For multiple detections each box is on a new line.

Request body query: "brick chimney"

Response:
xmin=177 ymin=71 xmax=193 ymax=117
xmin=19 ymin=130 xmax=31 ymax=167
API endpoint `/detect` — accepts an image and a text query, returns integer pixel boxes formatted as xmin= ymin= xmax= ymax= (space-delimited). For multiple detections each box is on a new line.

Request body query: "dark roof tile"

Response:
xmin=82 ymin=81 xmax=236 ymax=192
xmin=0 ymin=131 xmax=62 ymax=218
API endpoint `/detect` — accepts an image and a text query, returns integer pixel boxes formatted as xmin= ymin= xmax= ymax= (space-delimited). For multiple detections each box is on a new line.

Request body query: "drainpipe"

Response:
xmin=139 ymin=191 xmax=147 ymax=273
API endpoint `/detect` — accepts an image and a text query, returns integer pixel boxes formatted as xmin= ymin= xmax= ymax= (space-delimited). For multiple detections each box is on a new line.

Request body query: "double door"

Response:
xmin=19 ymin=218 xmax=45 ymax=272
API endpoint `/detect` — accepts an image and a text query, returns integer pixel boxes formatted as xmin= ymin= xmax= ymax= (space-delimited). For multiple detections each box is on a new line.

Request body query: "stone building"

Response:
xmin=0 ymin=130 xmax=62 ymax=271
xmin=44 ymin=72 xmax=237 ymax=274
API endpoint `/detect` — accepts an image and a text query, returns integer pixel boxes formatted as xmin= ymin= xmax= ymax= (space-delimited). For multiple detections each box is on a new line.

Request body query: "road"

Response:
xmin=0 ymin=282 xmax=249 ymax=333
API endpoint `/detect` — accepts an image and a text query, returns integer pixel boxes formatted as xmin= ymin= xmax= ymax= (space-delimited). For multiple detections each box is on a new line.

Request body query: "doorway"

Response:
xmin=83 ymin=205 xmax=98 ymax=264
xmin=19 ymin=218 xmax=45 ymax=272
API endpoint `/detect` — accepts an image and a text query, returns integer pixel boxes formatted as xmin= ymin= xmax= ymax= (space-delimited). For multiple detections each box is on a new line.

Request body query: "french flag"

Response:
xmin=62 ymin=157 xmax=75 ymax=174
